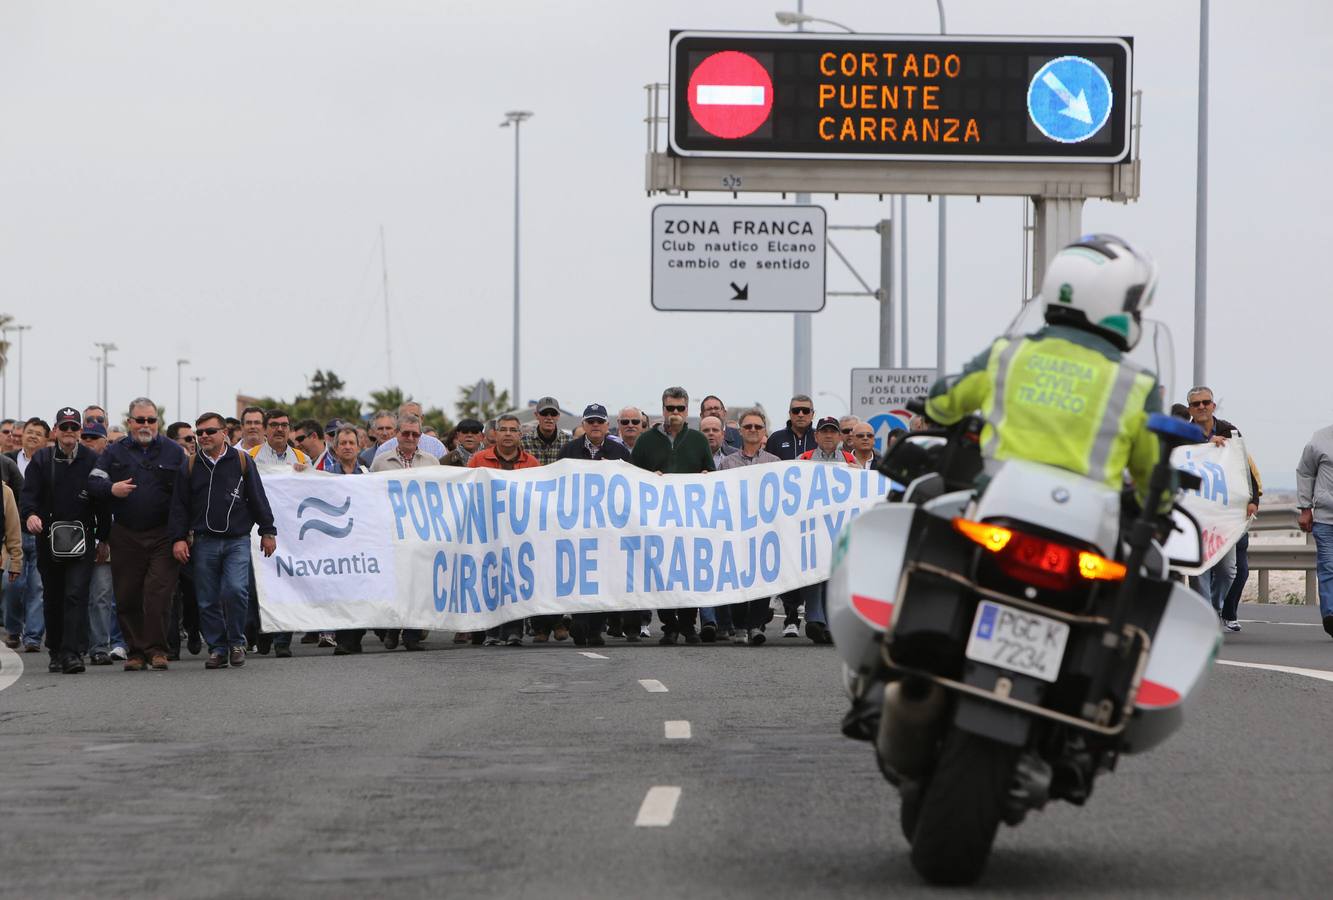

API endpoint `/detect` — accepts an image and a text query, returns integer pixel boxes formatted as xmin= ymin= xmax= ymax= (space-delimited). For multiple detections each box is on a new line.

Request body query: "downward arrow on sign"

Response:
xmin=730 ymin=282 xmax=749 ymax=300
xmin=1041 ymin=71 xmax=1093 ymax=124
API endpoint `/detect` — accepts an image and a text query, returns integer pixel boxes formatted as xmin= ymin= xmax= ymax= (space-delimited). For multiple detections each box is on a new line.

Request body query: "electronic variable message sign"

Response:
xmin=669 ymin=32 xmax=1132 ymax=163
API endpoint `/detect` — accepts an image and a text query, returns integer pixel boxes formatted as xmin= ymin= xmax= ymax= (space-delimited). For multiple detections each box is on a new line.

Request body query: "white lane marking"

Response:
xmin=579 ymin=651 xmax=610 ymax=660
xmin=639 ymin=679 xmax=668 ymax=693
xmin=0 ymin=644 xmax=24 ymax=692
xmin=1238 ymin=620 xmax=1322 ymax=627
xmin=635 ymin=786 xmax=682 ymax=827
xmin=696 ymin=85 xmax=765 ymax=106
xmin=1216 ymin=659 xmax=1333 ymax=684
xmin=664 ymin=720 xmax=692 ymax=740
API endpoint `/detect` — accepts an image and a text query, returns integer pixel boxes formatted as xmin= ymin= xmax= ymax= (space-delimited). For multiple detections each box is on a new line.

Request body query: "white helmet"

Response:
xmin=1040 ymin=234 xmax=1158 ymax=351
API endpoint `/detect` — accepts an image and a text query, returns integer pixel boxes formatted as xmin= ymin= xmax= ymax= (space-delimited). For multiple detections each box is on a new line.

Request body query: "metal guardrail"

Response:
xmin=1244 ymin=504 xmax=1316 ymax=604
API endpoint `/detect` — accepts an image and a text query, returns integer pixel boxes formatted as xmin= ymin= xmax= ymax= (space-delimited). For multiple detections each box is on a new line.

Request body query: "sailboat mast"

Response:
xmin=380 ymin=225 xmax=393 ymax=387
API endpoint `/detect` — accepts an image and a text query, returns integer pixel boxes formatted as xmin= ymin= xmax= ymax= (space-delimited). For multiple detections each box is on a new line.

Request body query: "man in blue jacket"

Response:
xmin=87 ymin=397 xmax=188 ymax=671
xmin=168 ymin=412 xmax=277 ymax=670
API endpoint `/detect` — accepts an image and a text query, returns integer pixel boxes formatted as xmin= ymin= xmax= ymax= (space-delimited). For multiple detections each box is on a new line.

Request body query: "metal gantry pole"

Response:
xmin=502 ymin=110 xmax=533 ymax=408
xmin=792 ymin=2 xmax=813 ymax=397
xmin=899 ymin=195 xmax=909 ymax=366
xmin=935 ymin=0 xmax=949 ymax=380
xmin=878 ymin=219 xmax=894 ymax=367
xmin=1193 ymin=0 xmax=1209 ymax=387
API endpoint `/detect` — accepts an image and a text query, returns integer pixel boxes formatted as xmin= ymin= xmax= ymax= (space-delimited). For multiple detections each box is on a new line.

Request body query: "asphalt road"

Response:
xmin=1 ymin=603 xmax=1330 ymax=899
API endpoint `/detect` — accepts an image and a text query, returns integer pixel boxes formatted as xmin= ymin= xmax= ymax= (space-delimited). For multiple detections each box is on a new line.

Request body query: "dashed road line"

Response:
xmin=638 ymin=678 xmax=668 ymax=693
xmin=579 ymin=651 xmax=610 ymax=659
xmin=1216 ymin=659 xmax=1333 ymax=684
xmin=664 ymin=720 xmax=692 ymax=740
xmin=635 ymin=786 xmax=682 ymax=827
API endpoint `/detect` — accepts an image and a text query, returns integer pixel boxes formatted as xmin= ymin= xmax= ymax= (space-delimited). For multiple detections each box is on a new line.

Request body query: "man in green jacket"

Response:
xmin=630 ymin=386 xmax=715 ymax=644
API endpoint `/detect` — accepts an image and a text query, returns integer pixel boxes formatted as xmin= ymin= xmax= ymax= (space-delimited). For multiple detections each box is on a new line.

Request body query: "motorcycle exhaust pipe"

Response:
xmin=876 ymin=676 xmax=947 ymax=781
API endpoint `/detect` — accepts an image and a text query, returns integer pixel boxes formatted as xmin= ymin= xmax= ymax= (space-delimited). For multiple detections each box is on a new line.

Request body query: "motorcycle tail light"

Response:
xmin=953 ymin=518 xmax=1125 ymax=592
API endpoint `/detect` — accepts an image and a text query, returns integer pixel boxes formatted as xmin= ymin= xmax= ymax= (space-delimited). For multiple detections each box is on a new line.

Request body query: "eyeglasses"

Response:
xmin=1188 ymin=400 xmax=1213 ymax=408
xmin=740 ymin=423 xmax=765 ymax=431
xmin=196 ymin=427 xmax=223 ymax=437
xmin=131 ymin=416 xmax=158 ymax=425
xmin=853 ymin=432 xmax=875 ymax=439
xmin=840 ymin=428 xmax=853 ymax=434
xmin=664 ymin=404 xmax=687 ymax=413
xmin=618 ymin=418 xmax=640 ymax=426
xmin=57 ymin=423 xmax=80 ymax=433
xmin=789 ymin=407 xmax=812 ymax=415
xmin=537 ymin=410 xmax=559 ymax=417
xmin=292 ymin=434 xmax=308 ymax=443
xmin=268 ymin=422 xmax=289 ymax=429
xmin=457 ymin=428 xmax=483 ymax=435
xmin=181 ymin=435 xmax=197 ymax=443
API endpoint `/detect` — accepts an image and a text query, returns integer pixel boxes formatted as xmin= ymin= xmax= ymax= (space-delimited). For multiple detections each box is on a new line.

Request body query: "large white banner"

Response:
xmin=1170 ymin=437 xmax=1254 ymax=576
xmin=253 ymin=460 xmax=892 ymax=632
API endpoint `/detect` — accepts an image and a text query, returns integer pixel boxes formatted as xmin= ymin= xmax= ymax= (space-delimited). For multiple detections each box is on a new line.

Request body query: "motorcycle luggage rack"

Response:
xmin=886 ymin=561 xmax=1154 ymax=736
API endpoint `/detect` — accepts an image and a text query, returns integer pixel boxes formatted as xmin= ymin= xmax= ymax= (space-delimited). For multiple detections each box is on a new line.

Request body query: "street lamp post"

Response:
xmin=94 ymin=342 xmax=117 ymax=413
xmin=934 ymin=0 xmax=948 ymax=380
xmin=142 ymin=365 xmax=156 ymax=398
xmin=1194 ymin=0 xmax=1209 ymax=386
xmin=176 ymin=358 xmax=190 ymax=419
xmin=501 ymin=109 xmax=533 ymax=409
xmin=13 ymin=325 xmax=31 ymax=417
xmin=191 ymin=376 xmax=205 ymax=413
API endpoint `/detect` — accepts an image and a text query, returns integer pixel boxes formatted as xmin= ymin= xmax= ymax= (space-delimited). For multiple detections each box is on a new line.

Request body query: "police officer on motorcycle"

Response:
xmin=924 ymin=234 xmax=1162 ymax=500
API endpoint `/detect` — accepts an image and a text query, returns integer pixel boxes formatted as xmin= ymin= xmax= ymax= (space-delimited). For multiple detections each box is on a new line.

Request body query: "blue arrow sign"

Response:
xmin=1027 ymin=56 xmax=1113 ymax=144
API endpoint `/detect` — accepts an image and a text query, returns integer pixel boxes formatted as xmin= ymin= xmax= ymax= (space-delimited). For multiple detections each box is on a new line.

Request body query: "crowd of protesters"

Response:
xmin=1 ymin=388 xmax=885 ymax=673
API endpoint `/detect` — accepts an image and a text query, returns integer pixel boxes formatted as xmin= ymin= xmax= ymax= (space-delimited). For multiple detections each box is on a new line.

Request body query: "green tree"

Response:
xmin=454 ymin=379 xmax=511 ymax=422
xmin=367 ymin=386 xmax=407 ymax=415
xmin=252 ymin=369 xmax=361 ymax=426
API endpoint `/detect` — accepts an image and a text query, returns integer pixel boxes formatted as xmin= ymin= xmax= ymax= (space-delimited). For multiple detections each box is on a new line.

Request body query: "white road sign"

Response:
xmin=851 ymin=367 xmax=936 ymax=452
xmin=651 ymin=204 xmax=826 ymax=312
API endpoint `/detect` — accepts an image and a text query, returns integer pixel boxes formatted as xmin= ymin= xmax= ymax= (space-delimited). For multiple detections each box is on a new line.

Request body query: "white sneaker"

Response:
xmin=1223 ymin=620 xmax=1241 ymax=632
xmin=639 ymin=625 xmax=651 ymax=639
xmin=782 ymin=623 xmax=800 ymax=638
xmin=731 ymin=629 xmax=748 ymax=645
xmin=317 ymin=632 xmax=336 ymax=648
xmin=109 ymin=646 xmax=128 ymax=661
xmin=748 ymin=629 xmax=767 ymax=646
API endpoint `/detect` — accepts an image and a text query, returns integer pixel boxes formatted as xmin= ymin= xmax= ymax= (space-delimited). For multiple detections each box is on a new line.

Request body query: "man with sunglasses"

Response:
xmin=167 ymin=422 xmax=197 ymax=457
xmin=0 ymin=419 xmax=16 ymax=454
xmin=249 ymin=409 xmax=309 ymax=471
xmin=163 ymin=421 xmax=202 ymax=658
xmin=763 ymin=396 xmax=819 ymax=636
xmin=700 ymin=395 xmax=742 ymax=452
xmin=719 ymin=408 xmax=783 ymax=644
xmin=1186 ymin=386 xmax=1260 ymax=631
xmin=522 ymin=396 xmax=572 ymax=466
xmin=372 ymin=402 xmax=446 ymax=463
xmin=87 ymin=397 xmax=187 ymax=671
xmin=78 ymin=422 xmax=127 ymax=664
xmin=631 ymin=387 xmax=715 ymax=645
xmin=19 ymin=409 xmax=109 ymax=673
xmin=441 ymin=418 xmax=485 ymax=467
xmin=838 ymin=416 xmax=860 ymax=455
xmin=371 ymin=414 xmax=437 ymax=651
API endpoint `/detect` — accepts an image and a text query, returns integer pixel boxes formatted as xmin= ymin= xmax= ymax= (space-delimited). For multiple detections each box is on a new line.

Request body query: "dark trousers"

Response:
xmin=37 ymin=551 xmax=93 ymax=660
xmin=779 ymin=590 xmax=802 ymax=627
xmin=109 ymin=524 xmax=180 ymax=660
xmin=657 ymin=607 xmax=697 ymax=635
xmin=728 ymin=597 xmax=772 ymax=631
xmin=337 ymin=629 xmax=365 ymax=650
xmin=531 ymin=614 xmax=563 ymax=637
xmin=167 ymin=564 xmax=201 ymax=656
xmin=1222 ymin=534 xmax=1249 ymax=621
xmin=573 ymin=612 xmax=606 ymax=636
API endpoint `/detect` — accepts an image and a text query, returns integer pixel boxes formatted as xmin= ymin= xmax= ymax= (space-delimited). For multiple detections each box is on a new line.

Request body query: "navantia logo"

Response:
xmin=297 ymin=496 xmax=353 ymax=540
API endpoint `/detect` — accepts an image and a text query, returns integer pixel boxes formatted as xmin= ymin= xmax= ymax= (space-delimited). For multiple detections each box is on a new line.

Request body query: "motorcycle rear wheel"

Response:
xmin=908 ymin=726 xmax=1018 ymax=885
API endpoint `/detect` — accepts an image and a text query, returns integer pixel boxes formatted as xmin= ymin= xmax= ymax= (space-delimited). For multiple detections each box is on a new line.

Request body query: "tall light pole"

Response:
xmin=934 ymin=0 xmax=949 ymax=379
xmin=191 ymin=375 xmax=205 ymax=413
xmin=12 ymin=325 xmax=31 ymax=417
xmin=176 ymin=358 xmax=190 ymax=419
xmin=142 ymin=365 xmax=156 ymax=398
xmin=501 ymin=109 xmax=533 ymax=409
xmin=94 ymin=342 xmax=117 ymax=413
xmin=1193 ymin=0 xmax=1209 ymax=386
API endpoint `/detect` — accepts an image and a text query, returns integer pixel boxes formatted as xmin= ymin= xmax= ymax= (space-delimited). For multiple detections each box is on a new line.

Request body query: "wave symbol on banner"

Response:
xmin=296 ymin=495 xmax=354 ymax=540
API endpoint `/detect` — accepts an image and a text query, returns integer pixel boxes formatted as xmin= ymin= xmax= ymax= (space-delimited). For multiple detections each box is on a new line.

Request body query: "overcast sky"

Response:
xmin=1 ymin=1 xmax=1329 ymax=486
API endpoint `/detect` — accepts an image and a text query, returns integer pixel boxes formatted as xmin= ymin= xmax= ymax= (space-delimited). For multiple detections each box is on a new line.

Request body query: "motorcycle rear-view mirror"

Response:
xmin=1162 ymin=504 xmax=1205 ymax=570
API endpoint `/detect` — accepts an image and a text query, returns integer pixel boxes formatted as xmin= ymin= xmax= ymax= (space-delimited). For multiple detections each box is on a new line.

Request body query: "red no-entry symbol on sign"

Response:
xmin=686 ymin=51 xmax=774 ymax=139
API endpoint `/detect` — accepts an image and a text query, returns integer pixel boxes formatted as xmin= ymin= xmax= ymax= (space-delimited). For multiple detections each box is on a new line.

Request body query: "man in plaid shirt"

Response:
xmin=521 ymin=396 xmax=571 ymax=465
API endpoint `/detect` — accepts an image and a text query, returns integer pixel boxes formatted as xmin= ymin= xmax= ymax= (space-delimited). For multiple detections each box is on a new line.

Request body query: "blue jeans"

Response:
xmin=4 ymin=533 xmax=44 ymax=646
xmin=699 ymin=604 xmax=734 ymax=632
xmin=1198 ymin=544 xmax=1238 ymax=613
xmin=798 ymin=581 xmax=827 ymax=626
xmin=1312 ymin=523 xmax=1333 ymax=618
xmin=192 ymin=535 xmax=252 ymax=654
xmin=86 ymin=562 xmax=125 ymax=654
xmin=1221 ymin=535 xmax=1249 ymax=621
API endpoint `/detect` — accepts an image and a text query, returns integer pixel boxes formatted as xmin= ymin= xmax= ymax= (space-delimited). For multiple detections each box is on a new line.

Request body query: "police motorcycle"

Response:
xmin=827 ymin=241 xmax=1220 ymax=884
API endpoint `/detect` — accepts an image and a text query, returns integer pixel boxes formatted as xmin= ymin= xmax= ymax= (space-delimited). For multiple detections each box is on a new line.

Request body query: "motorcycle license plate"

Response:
xmin=964 ymin=601 xmax=1070 ymax=683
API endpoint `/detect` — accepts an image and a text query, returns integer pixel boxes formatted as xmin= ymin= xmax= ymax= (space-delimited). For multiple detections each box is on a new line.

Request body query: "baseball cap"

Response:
xmin=534 ymin=396 xmax=561 ymax=414
xmin=54 ymin=407 xmax=81 ymax=428
xmin=82 ymin=421 xmax=107 ymax=437
xmin=456 ymin=418 xmax=484 ymax=433
xmin=816 ymin=416 xmax=841 ymax=432
xmin=324 ymin=418 xmax=346 ymax=435
xmin=581 ymin=403 xmax=609 ymax=422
